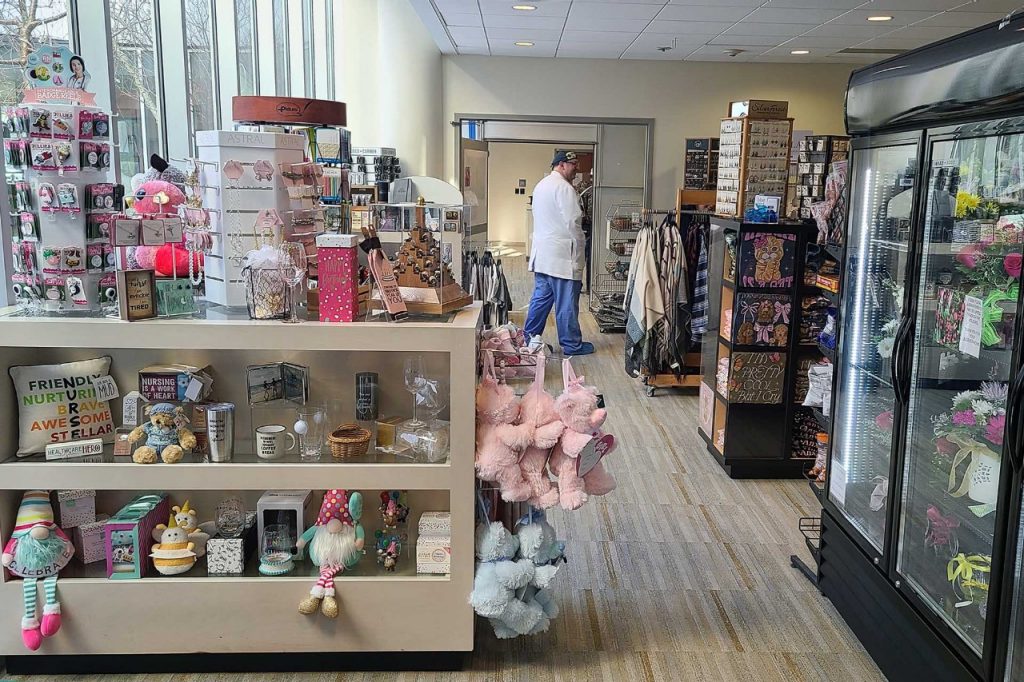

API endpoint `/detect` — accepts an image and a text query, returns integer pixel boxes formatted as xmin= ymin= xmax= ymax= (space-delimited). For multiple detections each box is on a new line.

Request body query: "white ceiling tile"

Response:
xmin=560 ymin=29 xmax=639 ymax=43
xmin=448 ymin=26 xmax=488 ymax=44
xmin=434 ymin=0 xmax=480 ymax=14
xmin=709 ymin=34 xmax=784 ymax=46
xmin=564 ymin=16 xmax=652 ymax=30
xmin=918 ymin=10 xmax=1008 ymax=25
xmin=486 ymin=26 xmax=564 ymax=40
xmin=655 ymin=5 xmax=753 ymax=21
xmin=855 ymin=35 xmax=923 ymax=48
xmin=619 ymin=47 xmax=684 ymax=59
xmin=667 ymin=0 xmax=763 ymax=5
xmin=568 ymin=2 xmax=663 ymax=20
xmin=477 ymin=0 xmax=571 ymax=16
xmin=765 ymin=0 xmax=864 ymax=7
xmin=724 ymin=22 xmax=819 ymax=36
xmin=456 ymin=46 xmax=491 ymax=55
xmin=490 ymin=42 xmax=558 ymax=56
xmin=556 ymin=43 xmax=628 ymax=57
xmin=894 ymin=24 xmax=967 ymax=40
xmin=646 ymin=19 xmax=734 ymax=34
xmin=442 ymin=12 xmax=483 ymax=27
xmin=775 ymin=35 xmax=864 ymax=48
xmin=800 ymin=22 xmax=898 ymax=37
xmin=744 ymin=6 xmax=847 ymax=22
xmin=830 ymin=9 xmax=942 ymax=24
xmin=857 ymin=0 xmax=961 ymax=10
xmin=631 ymin=32 xmax=709 ymax=46
xmin=950 ymin=0 xmax=1024 ymax=11
xmin=483 ymin=14 xmax=566 ymax=29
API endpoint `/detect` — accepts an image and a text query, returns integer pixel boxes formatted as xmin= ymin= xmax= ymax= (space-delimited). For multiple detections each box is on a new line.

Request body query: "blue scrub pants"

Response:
xmin=524 ymin=273 xmax=583 ymax=353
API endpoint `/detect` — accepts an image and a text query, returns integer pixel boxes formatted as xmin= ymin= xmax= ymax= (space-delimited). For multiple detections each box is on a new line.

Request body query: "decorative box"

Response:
xmin=418 ymin=511 xmax=451 ymax=537
xmin=316 ymin=233 xmax=360 ymax=322
xmin=105 ymin=493 xmax=169 ymax=579
xmin=57 ymin=489 xmax=96 ymax=529
xmin=73 ymin=515 xmax=109 ymax=564
xmin=256 ymin=490 xmax=312 ymax=557
xmin=138 ymin=364 xmax=213 ymax=402
xmin=416 ymin=534 xmax=451 ymax=574
xmin=207 ymin=512 xmax=258 ymax=575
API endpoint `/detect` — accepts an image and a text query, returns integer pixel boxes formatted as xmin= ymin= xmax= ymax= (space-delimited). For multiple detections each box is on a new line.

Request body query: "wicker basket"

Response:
xmin=327 ymin=423 xmax=371 ymax=460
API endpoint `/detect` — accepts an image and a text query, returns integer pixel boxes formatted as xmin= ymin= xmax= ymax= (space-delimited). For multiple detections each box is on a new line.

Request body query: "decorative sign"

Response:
xmin=116 ymin=269 xmax=157 ymax=321
xmin=698 ymin=382 xmax=714 ymax=436
xmin=22 ymin=44 xmax=95 ymax=105
xmin=728 ymin=352 xmax=787 ymax=404
xmin=959 ymin=295 xmax=983 ymax=359
xmin=45 ymin=438 xmax=104 ymax=461
xmin=739 ymin=231 xmax=797 ymax=288
xmin=91 ymin=375 xmax=119 ymax=402
xmin=733 ymin=292 xmax=791 ymax=346
xmin=576 ymin=434 xmax=615 ymax=477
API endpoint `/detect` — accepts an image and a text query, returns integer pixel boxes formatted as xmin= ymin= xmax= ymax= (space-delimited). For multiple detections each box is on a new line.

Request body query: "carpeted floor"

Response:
xmin=1 ymin=260 xmax=884 ymax=682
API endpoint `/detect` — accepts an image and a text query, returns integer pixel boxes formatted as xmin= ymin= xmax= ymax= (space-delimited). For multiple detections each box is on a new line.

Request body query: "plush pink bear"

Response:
xmin=476 ymin=356 xmax=533 ymax=502
xmin=547 ymin=363 xmax=616 ymax=511
xmin=517 ymin=361 xmax=563 ymax=509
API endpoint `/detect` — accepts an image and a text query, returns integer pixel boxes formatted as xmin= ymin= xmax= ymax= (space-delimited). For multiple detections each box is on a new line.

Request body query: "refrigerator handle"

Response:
xmin=891 ymin=316 xmax=912 ymax=405
xmin=1007 ymin=365 xmax=1024 ymax=472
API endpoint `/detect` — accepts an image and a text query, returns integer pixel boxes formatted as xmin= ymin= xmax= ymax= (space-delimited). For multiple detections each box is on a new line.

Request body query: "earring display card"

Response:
xmin=246 ymin=362 xmax=310 ymax=405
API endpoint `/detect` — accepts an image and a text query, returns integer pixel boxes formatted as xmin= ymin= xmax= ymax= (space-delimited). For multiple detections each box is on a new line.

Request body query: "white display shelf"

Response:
xmin=0 ymin=304 xmax=480 ymax=658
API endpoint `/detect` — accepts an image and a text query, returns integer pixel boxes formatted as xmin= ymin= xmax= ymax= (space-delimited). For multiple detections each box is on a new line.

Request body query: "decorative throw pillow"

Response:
xmin=10 ymin=356 xmax=114 ymax=456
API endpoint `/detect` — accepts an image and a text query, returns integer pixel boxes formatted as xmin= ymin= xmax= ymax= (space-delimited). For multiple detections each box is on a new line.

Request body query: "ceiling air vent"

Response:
xmin=836 ymin=47 xmax=906 ymax=55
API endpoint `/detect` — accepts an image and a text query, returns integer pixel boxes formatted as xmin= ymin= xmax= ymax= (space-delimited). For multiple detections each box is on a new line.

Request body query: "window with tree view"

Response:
xmin=0 ymin=0 xmax=71 ymax=105
xmin=110 ymin=0 xmax=161 ymax=178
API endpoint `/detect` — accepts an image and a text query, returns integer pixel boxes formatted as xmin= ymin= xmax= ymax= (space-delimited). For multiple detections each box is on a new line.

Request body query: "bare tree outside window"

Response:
xmin=109 ymin=0 xmax=160 ymax=178
xmin=0 ymin=0 xmax=71 ymax=104
xmin=185 ymin=0 xmax=215 ymax=139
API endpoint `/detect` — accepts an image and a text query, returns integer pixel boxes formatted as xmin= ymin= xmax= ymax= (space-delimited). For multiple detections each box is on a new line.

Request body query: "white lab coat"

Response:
xmin=529 ymin=171 xmax=584 ymax=281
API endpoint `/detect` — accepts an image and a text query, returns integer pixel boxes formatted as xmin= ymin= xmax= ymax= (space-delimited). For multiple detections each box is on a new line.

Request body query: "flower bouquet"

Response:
xmin=932 ymin=382 xmax=1006 ymax=513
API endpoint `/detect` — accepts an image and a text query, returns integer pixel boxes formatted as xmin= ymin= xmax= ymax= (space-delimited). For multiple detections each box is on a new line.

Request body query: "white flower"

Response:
xmin=981 ymin=381 xmax=1008 ymax=403
xmin=880 ymin=319 xmax=899 ymax=336
xmin=877 ymin=337 xmax=895 ymax=358
xmin=952 ymin=390 xmax=982 ymax=408
xmin=971 ymin=399 xmax=995 ymax=416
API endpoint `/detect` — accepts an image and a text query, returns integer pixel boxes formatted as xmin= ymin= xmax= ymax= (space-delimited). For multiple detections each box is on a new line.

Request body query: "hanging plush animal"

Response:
xmin=516 ymin=352 xmax=563 ymax=509
xmin=1 ymin=491 xmax=74 ymax=650
xmin=475 ymin=351 xmax=533 ymax=502
xmin=296 ymin=489 xmax=365 ymax=619
xmin=469 ymin=521 xmax=545 ymax=639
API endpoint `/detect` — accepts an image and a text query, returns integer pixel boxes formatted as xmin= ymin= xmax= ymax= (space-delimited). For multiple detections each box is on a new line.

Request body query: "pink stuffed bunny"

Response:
xmin=476 ymin=352 xmax=533 ymax=501
xmin=516 ymin=353 xmax=563 ymax=509
xmin=547 ymin=359 xmax=616 ymax=510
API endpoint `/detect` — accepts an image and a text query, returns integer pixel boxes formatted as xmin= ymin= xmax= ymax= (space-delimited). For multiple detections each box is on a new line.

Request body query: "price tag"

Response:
xmin=959 ymin=295 xmax=983 ymax=359
xmin=91 ymin=375 xmax=119 ymax=402
xmin=576 ymin=434 xmax=615 ymax=477
xmin=829 ymin=461 xmax=847 ymax=507
xmin=184 ymin=377 xmax=204 ymax=402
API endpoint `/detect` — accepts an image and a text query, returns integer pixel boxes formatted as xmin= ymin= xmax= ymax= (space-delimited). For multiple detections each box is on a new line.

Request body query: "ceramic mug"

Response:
xmin=255 ymin=424 xmax=296 ymax=460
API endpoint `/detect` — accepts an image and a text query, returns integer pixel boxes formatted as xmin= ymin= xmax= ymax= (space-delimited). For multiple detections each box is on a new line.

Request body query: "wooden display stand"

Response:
xmin=232 ymin=96 xmax=347 ymax=127
xmin=696 ymin=217 xmax=818 ymax=478
xmin=715 ymin=104 xmax=794 ymax=218
xmin=0 ymin=305 xmax=480 ymax=670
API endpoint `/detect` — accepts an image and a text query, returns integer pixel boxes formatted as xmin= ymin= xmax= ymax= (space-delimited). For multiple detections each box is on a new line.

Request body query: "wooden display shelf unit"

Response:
xmin=715 ymin=113 xmax=795 ymax=219
xmin=0 ymin=304 xmax=480 ymax=666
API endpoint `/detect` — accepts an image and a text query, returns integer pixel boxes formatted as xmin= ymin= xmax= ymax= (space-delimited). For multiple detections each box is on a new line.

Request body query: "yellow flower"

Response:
xmin=956 ymin=190 xmax=981 ymax=219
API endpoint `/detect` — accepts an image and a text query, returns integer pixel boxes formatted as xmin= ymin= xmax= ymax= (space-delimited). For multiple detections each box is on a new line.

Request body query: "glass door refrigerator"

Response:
xmin=819 ymin=18 xmax=1024 ymax=682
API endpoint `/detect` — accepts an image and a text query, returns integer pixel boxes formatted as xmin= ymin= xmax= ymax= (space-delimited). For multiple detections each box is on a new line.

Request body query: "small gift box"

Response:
xmin=74 ymin=515 xmax=109 ymax=564
xmin=418 ymin=511 xmax=451 ymax=537
xmin=416 ymin=534 xmax=451 ymax=575
xmin=207 ymin=513 xmax=258 ymax=575
xmin=105 ymin=493 xmax=169 ymax=579
xmin=57 ymin=489 xmax=96 ymax=529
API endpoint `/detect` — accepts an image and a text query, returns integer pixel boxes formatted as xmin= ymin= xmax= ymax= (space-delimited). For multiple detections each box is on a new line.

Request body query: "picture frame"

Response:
xmin=116 ymin=269 xmax=157 ymax=321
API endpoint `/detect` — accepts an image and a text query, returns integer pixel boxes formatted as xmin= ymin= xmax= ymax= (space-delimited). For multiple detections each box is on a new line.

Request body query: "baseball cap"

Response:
xmin=551 ymin=150 xmax=578 ymax=167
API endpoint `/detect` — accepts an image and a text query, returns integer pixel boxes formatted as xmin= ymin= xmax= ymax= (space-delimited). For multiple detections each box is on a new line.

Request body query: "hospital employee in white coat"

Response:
xmin=525 ymin=150 xmax=594 ymax=356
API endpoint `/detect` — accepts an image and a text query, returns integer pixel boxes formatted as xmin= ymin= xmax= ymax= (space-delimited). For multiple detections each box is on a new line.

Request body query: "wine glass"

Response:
xmin=413 ymin=377 xmax=449 ymax=463
xmin=403 ymin=355 xmax=427 ymax=428
xmin=278 ymin=242 xmax=307 ymax=324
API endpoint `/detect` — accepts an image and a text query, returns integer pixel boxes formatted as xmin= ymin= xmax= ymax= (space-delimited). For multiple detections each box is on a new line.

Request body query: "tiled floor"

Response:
xmin=2 ymin=262 xmax=884 ymax=682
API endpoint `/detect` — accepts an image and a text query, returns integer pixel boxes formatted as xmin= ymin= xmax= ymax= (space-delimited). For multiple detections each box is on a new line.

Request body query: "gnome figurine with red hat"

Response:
xmin=1 ymin=490 xmax=74 ymax=650
xmin=296 ymin=489 xmax=364 ymax=618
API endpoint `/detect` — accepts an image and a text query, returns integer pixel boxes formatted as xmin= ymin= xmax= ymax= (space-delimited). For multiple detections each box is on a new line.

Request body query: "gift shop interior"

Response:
xmin=4 ymin=1 xmax=1024 ymax=681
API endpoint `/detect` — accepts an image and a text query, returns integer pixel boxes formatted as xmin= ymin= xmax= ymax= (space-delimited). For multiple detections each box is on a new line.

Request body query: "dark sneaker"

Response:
xmin=564 ymin=342 xmax=595 ymax=356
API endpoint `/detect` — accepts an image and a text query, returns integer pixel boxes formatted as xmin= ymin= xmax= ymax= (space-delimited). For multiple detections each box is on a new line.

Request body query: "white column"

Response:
xmin=159 ymin=0 xmax=190 ymax=159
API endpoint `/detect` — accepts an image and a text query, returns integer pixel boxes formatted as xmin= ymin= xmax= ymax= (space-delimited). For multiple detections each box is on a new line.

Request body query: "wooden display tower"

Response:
xmin=390 ymin=198 xmax=472 ymax=315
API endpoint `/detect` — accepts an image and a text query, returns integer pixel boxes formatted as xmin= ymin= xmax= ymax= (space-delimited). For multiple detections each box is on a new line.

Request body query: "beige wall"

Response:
xmin=487 ymin=142 xmax=562 ymax=244
xmin=339 ymin=0 xmax=443 ymax=178
xmin=443 ymin=56 xmax=855 ymax=208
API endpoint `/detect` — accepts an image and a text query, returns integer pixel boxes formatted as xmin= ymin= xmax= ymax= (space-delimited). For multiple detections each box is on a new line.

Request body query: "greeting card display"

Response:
xmin=738 ymin=231 xmax=796 ymax=288
xmin=728 ymin=352 xmax=787 ymax=404
xmin=733 ymin=292 xmax=791 ymax=346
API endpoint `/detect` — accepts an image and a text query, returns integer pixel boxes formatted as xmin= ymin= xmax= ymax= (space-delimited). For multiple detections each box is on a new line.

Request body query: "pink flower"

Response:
xmin=957 ymin=245 xmax=981 ymax=269
xmin=986 ymin=413 xmax=1006 ymax=446
xmin=952 ymin=409 xmax=977 ymax=426
xmin=875 ymin=410 xmax=894 ymax=431
xmin=981 ymin=235 xmax=996 ymax=247
xmin=936 ymin=437 xmax=958 ymax=456
xmin=1005 ymin=252 xmax=1022 ymax=278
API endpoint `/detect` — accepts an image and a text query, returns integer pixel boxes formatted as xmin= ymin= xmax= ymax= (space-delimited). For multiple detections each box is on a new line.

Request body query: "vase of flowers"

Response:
xmin=932 ymin=382 xmax=1007 ymax=506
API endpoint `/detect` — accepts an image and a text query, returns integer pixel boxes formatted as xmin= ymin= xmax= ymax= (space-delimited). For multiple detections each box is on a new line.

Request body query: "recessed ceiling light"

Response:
xmin=515 ymin=41 xmax=534 ymax=47
xmin=867 ymin=15 xmax=893 ymax=21
xmin=791 ymin=49 xmax=809 ymax=54
xmin=512 ymin=4 xmax=537 ymax=10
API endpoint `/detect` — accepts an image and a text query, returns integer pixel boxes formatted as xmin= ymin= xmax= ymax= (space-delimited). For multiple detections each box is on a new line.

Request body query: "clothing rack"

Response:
xmin=623 ymin=208 xmax=706 ymax=396
xmin=463 ymin=248 xmax=512 ymax=329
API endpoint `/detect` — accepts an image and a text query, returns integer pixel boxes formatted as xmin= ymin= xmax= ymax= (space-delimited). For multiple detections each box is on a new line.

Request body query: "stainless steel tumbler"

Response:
xmin=206 ymin=402 xmax=235 ymax=462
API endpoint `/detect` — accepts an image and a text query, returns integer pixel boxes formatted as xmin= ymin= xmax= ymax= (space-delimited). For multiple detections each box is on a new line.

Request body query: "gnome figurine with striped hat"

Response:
xmin=1 ymin=490 xmax=74 ymax=650
xmin=296 ymin=489 xmax=364 ymax=618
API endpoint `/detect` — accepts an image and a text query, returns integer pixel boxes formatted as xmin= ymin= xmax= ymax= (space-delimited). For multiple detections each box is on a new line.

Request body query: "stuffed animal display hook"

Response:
xmin=1 ymin=491 xmax=74 ymax=650
xmin=296 ymin=490 xmax=365 ymax=619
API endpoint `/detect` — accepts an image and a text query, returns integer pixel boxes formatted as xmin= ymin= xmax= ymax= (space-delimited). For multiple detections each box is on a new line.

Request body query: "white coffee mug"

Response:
xmin=255 ymin=424 xmax=296 ymax=460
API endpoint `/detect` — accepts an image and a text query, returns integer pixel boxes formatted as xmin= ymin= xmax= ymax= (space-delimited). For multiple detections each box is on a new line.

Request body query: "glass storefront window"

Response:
xmin=0 ymin=0 xmax=71 ymax=104
xmin=185 ymin=0 xmax=217 ymax=137
xmin=235 ymin=0 xmax=256 ymax=96
xmin=110 ymin=0 xmax=161 ymax=178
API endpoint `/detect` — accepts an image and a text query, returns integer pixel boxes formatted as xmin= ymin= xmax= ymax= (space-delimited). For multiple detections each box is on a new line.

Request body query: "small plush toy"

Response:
xmin=130 ymin=177 xmax=199 ymax=278
xmin=129 ymin=403 xmax=197 ymax=464
xmin=514 ymin=510 xmax=566 ymax=636
xmin=151 ymin=500 xmax=212 ymax=557
xmin=1 ymin=491 xmax=74 ymax=650
xmin=469 ymin=521 xmax=545 ymax=639
xmin=296 ymin=489 xmax=365 ymax=619
xmin=476 ymin=352 xmax=533 ymax=502
xmin=150 ymin=514 xmax=197 ymax=575
xmin=547 ymin=359 xmax=617 ymax=511
xmin=516 ymin=354 xmax=563 ymax=509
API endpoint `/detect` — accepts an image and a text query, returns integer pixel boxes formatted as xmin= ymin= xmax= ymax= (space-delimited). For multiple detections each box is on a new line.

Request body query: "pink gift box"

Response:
xmin=316 ymin=234 xmax=360 ymax=322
